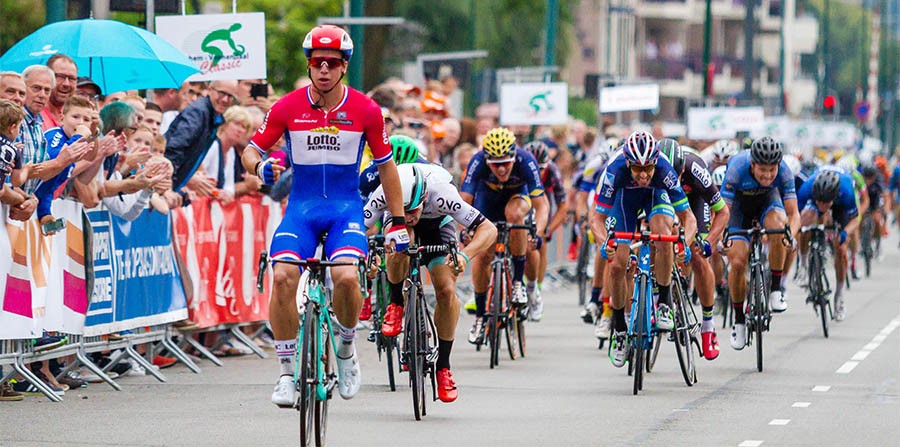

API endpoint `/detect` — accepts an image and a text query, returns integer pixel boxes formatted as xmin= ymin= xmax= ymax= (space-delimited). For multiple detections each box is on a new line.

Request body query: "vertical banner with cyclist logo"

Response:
xmin=0 ymin=200 xmax=88 ymax=339
xmin=155 ymin=12 xmax=267 ymax=81
xmin=84 ymin=207 xmax=188 ymax=336
xmin=500 ymin=82 xmax=569 ymax=125
xmin=171 ymin=196 xmax=273 ymax=329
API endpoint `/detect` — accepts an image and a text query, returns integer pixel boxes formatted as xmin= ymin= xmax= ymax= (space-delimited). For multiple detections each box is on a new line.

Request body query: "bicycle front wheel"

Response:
xmin=632 ymin=277 xmax=647 ymax=395
xmin=405 ymin=287 xmax=423 ymax=421
xmin=298 ymin=306 xmax=318 ymax=447
xmin=488 ymin=261 xmax=504 ymax=369
xmin=506 ymin=307 xmax=520 ymax=361
xmin=811 ymin=251 xmax=829 ymax=338
xmin=576 ymin=235 xmax=590 ymax=306
xmin=752 ymin=267 xmax=766 ymax=372
xmin=673 ymin=295 xmax=697 ymax=386
xmin=314 ymin=320 xmax=333 ymax=446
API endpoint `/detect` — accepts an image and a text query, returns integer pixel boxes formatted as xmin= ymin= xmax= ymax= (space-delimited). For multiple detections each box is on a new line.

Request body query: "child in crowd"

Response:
xmin=0 ymin=99 xmax=27 ymax=206
xmin=35 ymin=96 xmax=94 ymax=233
xmin=127 ymin=126 xmax=171 ymax=214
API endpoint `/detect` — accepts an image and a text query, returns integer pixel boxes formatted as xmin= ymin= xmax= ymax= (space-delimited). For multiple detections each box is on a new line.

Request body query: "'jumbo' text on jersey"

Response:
xmin=721 ymin=150 xmax=796 ymax=204
xmin=250 ymin=86 xmax=392 ymax=202
xmin=594 ymin=152 xmax=689 ymax=213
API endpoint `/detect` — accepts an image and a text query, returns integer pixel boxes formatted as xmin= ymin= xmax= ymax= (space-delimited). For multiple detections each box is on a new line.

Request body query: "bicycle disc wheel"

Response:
xmin=315 ymin=322 xmax=333 ymax=446
xmin=298 ymin=307 xmax=317 ymax=447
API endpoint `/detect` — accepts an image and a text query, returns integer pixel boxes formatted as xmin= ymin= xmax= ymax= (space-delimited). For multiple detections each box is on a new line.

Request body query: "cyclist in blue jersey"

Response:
xmin=588 ymin=131 xmax=697 ymax=367
xmin=460 ymin=127 xmax=549 ymax=344
xmin=720 ymin=137 xmax=800 ymax=350
xmin=890 ymin=162 xmax=900 ymax=239
xmin=523 ymin=140 xmax=568 ymax=321
xmin=795 ymin=167 xmax=858 ymax=321
xmin=241 ymin=25 xmax=408 ymax=406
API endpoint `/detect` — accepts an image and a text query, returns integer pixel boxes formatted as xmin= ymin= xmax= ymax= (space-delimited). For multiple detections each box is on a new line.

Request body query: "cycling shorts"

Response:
xmin=473 ymin=185 xmax=532 ymax=223
xmin=727 ymin=188 xmax=785 ymax=242
xmin=687 ymin=193 xmax=711 ymax=236
xmin=606 ymin=188 xmax=675 ymax=234
xmin=270 ymin=199 xmax=368 ymax=264
xmin=412 ymin=216 xmax=458 ymax=270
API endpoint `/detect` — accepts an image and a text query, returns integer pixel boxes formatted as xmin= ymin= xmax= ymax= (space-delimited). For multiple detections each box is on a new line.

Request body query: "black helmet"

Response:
xmin=811 ymin=170 xmax=841 ymax=202
xmin=657 ymin=138 xmax=684 ymax=175
xmin=523 ymin=140 xmax=550 ymax=168
xmin=860 ymin=164 xmax=878 ymax=178
xmin=750 ymin=136 xmax=783 ymax=165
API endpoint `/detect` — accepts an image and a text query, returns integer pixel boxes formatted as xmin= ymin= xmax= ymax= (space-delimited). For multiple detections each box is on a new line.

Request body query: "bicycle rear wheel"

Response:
xmin=375 ymin=273 xmax=397 ymax=391
xmin=383 ymin=335 xmax=397 ymax=391
xmin=516 ymin=315 xmax=527 ymax=358
xmin=298 ymin=307 xmax=317 ymax=446
xmin=576 ymin=236 xmax=590 ymax=306
xmin=506 ymin=307 xmax=520 ymax=361
xmin=673 ymin=295 xmax=697 ymax=386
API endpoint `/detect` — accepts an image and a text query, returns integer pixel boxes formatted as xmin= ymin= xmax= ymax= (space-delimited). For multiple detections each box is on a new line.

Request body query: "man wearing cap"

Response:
xmin=74 ymin=77 xmax=102 ymax=103
xmin=41 ymin=54 xmax=79 ymax=131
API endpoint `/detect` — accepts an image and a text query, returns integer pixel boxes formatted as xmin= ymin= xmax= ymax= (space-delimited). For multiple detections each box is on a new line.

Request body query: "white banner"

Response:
xmin=0 ymin=200 xmax=87 ymax=339
xmin=156 ymin=13 xmax=267 ymax=81
xmin=687 ymin=107 xmax=766 ymax=139
xmin=599 ymin=84 xmax=659 ymax=113
xmin=500 ymin=82 xmax=569 ymax=125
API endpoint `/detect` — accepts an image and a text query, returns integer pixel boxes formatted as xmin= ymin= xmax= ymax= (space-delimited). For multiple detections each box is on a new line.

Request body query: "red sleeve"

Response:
xmin=249 ymin=99 xmax=286 ymax=153
xmin=364 ymin=101 xmax=392 ymax=165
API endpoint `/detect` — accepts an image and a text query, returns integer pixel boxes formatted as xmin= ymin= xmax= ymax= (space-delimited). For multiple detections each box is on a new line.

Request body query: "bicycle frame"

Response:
xmin=485 ymin=221 xmax=534 ymax=367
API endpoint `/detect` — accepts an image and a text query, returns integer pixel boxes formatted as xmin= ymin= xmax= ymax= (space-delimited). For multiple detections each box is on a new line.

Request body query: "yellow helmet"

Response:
xmin=482 ymin=127 xmax=516 ymax=159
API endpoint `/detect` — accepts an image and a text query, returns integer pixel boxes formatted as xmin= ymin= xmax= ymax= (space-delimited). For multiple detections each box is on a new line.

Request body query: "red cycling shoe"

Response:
xmin=702 ymin=331 xmax=720 ymax=360
xmin=359 ymin=295 xmax=372 ymax=321
xmin=436 ymin=368 xmax=458 ymax=403
xmin=381 ymin=303 xmax=403 ymax=337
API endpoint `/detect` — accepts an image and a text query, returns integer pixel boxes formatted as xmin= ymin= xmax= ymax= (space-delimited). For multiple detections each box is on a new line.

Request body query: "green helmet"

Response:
xmin=390 ymin=135 xmax=419 ymax=165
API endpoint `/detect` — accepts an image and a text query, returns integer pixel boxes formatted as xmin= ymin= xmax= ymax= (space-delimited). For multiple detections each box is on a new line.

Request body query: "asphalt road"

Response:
xmin=2 ymin=237 xmax=898 ymax=447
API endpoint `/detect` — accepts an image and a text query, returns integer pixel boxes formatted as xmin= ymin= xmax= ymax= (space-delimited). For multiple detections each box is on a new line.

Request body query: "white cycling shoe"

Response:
xmin=337 ymin=343 xmax=361 ymax=400
xmin=528 ymin=288 xmax=544 ymax=321
xmin=271 ymin=375 xmax=295 ymax=408
xmin=730 ymin=324 xmax=747 ymax=350
xmin=769 ymin=290 xmax=788 ymax=313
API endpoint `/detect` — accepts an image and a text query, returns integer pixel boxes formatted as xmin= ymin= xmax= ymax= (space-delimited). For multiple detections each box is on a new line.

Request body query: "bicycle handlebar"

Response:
xmin=799 ymin=223 xmax=840 ymax=233
xmin=402 ymin=241 xmax=461 ymax=274
xmin=724 ymin=224 xmax=793 ymax=248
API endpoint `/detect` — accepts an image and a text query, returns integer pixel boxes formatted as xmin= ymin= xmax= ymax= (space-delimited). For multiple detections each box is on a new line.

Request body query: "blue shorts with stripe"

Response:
xmin=270 ymin=199 xmax=368 ymax=264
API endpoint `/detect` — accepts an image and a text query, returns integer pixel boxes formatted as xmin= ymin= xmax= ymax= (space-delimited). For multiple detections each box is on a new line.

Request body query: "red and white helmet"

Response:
xmin=624 ymin=131 xmax=658 ymax=167
xmin=302 ymin=25 xmax=354 ymax=60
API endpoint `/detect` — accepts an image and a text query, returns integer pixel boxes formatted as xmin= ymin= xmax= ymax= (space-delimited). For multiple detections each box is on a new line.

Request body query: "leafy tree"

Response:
xmin=0 ymin=0 xmax=45 ymax=55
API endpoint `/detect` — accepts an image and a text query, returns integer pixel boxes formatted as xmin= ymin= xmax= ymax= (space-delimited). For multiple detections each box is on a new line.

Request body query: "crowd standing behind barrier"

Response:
xmin=3 ymin=37 xmax=898 ymax=404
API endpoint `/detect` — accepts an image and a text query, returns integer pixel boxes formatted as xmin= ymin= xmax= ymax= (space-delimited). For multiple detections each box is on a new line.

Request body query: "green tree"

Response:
xmin=0 ymin=0 xmax=45 ymax=55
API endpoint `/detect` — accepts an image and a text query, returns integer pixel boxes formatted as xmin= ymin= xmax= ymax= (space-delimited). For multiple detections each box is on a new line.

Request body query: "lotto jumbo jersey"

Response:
xmin=250 ymin=86 xmax=392 ymax=202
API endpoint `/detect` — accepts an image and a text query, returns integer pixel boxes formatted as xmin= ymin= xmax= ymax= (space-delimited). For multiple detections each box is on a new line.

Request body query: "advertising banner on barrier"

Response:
xmin=0 ymin=200 xmax=87 ymax=339
xmin=500 ymin=82 xmax=569 ymax=125
xmin=172 ymin=196 xmax=272 ymax=329
xmin=155 ymin=12 xmax=267 ymax=81
xmin=84 ymin=207 xmax=187 ymax=336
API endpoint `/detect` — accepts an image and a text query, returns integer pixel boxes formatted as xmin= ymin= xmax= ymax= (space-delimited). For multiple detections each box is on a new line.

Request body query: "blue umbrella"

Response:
xmin=0 ymin=19 xmax=200 ymax=94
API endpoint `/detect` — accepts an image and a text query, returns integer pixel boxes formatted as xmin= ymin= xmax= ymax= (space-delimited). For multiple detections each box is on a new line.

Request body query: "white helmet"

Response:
xmin=712 ymin=139 xmax=739 ymax=162
xmin=783 ymin=154 xmax=801 ymax=176
xmin=712 ymin=165 xmax=727 ymax=187
xmin=397 ymin=164 xmax=427 ymax=211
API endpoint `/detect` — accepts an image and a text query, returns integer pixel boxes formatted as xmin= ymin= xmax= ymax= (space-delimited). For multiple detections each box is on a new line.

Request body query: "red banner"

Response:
xmin=172 ymin=195 xmax=274 ymax=328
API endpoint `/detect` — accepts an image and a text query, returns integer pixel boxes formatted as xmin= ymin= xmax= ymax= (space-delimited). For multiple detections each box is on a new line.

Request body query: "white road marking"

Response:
xmin=851 ymin=350 xmax=871 ymax=361
xmin=836 ymin=361 xmax=859 ymax=374
xmin=863 ymin=342 xmax=880 ymax=350
xmin=769 ymin=419 xmax=791 ymax=426
xmin=812 ymin=385 xmax=831 ymax=392
xmin=792 ymin=402 xmax=811 ymax=408
xmin=739 ymin=441 xmax=764 ymax=447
